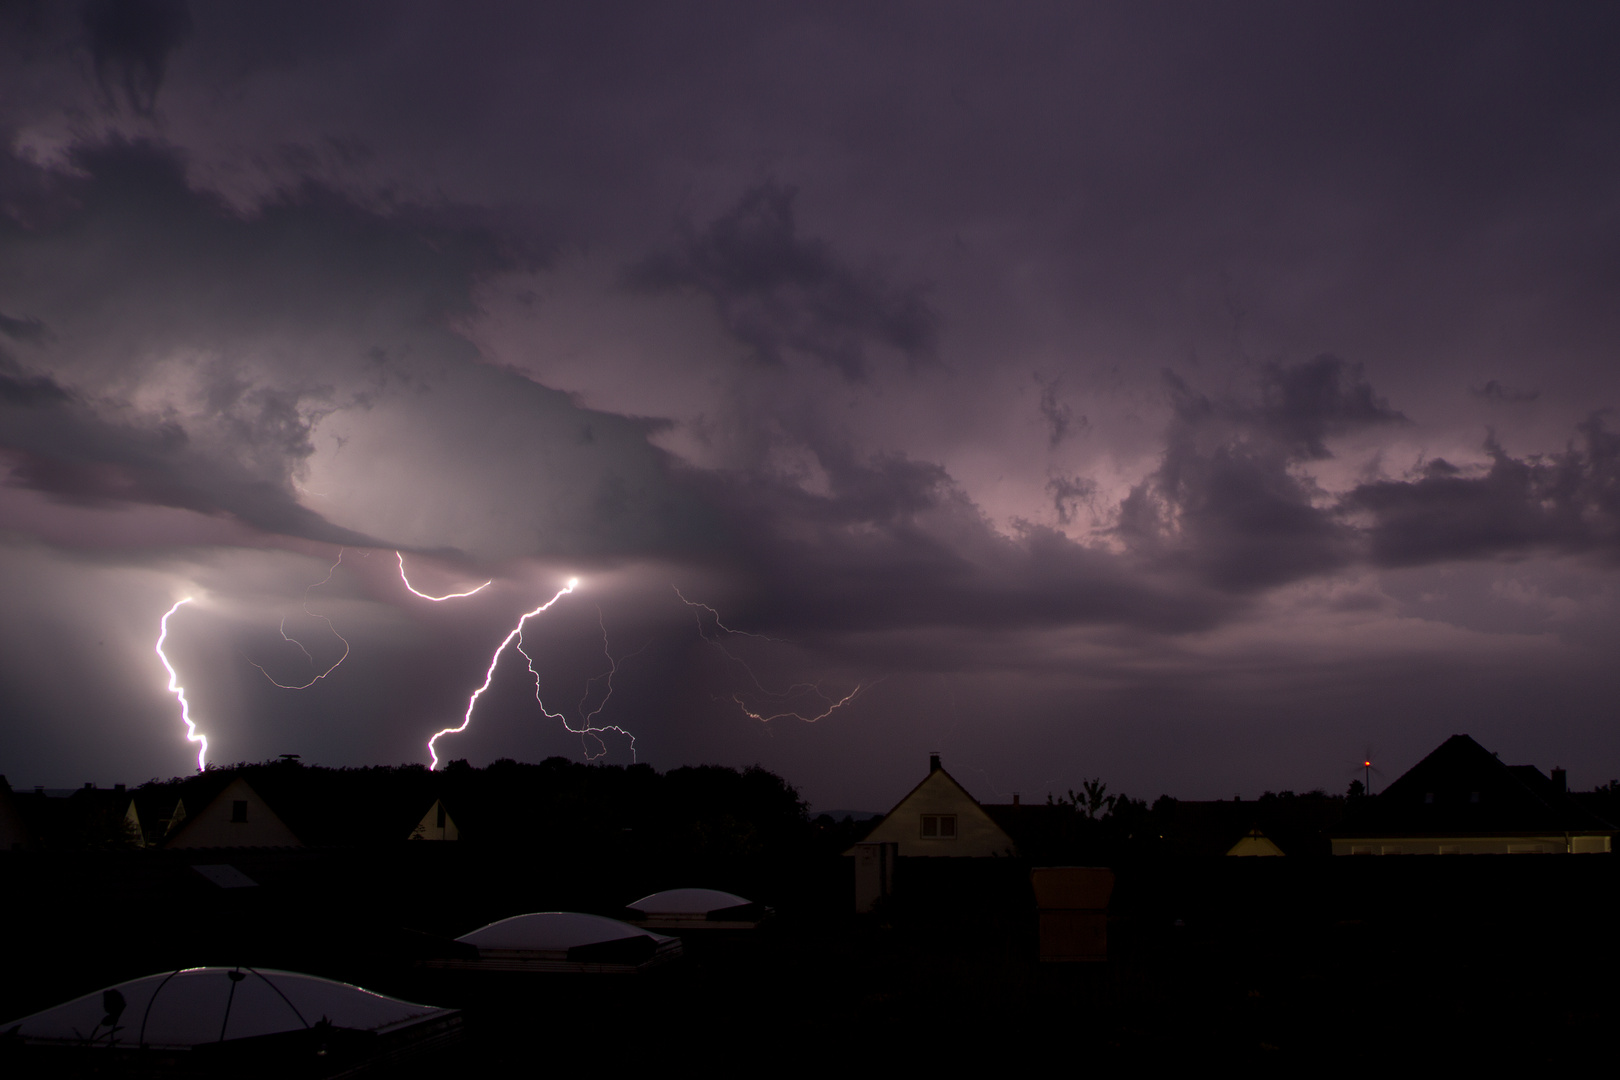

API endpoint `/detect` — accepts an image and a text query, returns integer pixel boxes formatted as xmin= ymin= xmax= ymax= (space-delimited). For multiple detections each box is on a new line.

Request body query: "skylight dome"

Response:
xmin=2 ymin=967 xmax=459 ymax=1065
xmin=624 ymin=888 xmax=774 ymax=929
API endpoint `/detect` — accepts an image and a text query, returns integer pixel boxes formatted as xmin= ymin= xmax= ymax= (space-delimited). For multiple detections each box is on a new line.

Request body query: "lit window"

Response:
xmin=231 ymin=800 xmax=248 ymax=824
xmin=920 ymin=814 xmax=957 ymax=839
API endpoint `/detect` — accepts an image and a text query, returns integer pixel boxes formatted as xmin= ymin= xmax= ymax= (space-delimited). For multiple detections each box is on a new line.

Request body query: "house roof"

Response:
xmin=1333 ymin=734 xmax=1616 ymax=838
xmin=133 ymin=764 xmax=448 ymax=848
xmin=850 ymin=760 xmax=1018 ymax=857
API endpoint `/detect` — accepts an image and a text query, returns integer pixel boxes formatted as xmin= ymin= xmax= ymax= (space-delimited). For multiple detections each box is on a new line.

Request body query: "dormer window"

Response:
xmin=920 ymin=814 xmax=957 ymax=839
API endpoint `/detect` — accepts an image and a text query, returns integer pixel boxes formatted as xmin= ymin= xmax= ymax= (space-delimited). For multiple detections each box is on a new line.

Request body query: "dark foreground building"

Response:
xmin=1330 ymin=734 xmax=1615 ymax=855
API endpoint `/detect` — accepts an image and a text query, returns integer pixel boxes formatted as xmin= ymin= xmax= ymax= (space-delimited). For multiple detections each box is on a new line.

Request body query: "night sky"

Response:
xmin=4 ymin=2 xmax=1620 ymax=809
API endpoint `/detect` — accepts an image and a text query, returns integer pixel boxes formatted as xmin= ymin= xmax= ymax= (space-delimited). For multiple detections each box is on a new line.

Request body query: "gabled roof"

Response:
xmin=1334 ymin=734 xmax=1615 ymax=838
xmin=166 ymin=777 xmax=303 ymax=849
xmin=851 ymin=761 xmax=1017 ymax=857
xmin=1227 ymin=829 xmax=1285 ymax=856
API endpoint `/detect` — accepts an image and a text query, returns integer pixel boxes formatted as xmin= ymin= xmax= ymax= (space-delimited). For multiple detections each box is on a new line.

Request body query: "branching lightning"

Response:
xmin=517 ymin=605 xmax=644 ymax=761
xmin=729 ymin=686 xmax=865 ymax=724
xmin=397 ymin=551 xmax=491 ymax=601
xmin=426 ymin=577 xmax=580 ymax=769
xmin=244 ymin=549 xmax=353 ymax=690
xmin=675 ymin=586 xmax=867 ymax=724
xmin=156 ymin=598 xmax=208 ymax=772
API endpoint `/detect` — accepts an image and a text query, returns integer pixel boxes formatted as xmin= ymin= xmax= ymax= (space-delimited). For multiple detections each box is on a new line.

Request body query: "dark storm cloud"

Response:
xmin=684 ymin=441 xmax=1234 ymax=643
xmin=1257 ymin=355 xmax=1406 ymax=460
xmin=1344 ymin=416 xmax=1620 ymax=567
xmin=0 ymin=138 xmax=714 ymax=560
xmin=0 ymin=311 xmax=47 ymax=343
xmin=0 ymin=355 xmax=379 ymax=545
xmin=627 ymin=182 xmax=938 ymax=381
xmin=1046 ymin=474 xmax=1094 ymax=527
xmin=1114 ymin=365 xmax=1352 ymax=593
xmin=82 ymin=0 xmax=193 ymax=115
xmin=1036 ymin=374 xmax=1083 ymax=449
xmin=0 ymin=355 xmax=70 ymax=405
xmin=1472 ymin=379 xmax=1540 ymax=404
xmin=7 ymin=2 xmax=1620 ymax=797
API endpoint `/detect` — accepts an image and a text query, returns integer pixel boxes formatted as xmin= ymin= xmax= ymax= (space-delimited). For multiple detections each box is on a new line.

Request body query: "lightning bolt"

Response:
xmin=156 ymin=598 xmax=208 ymax=772
xmin=729 ymin=686 xmax=865 ymax=724
xmin=244 ymin=549 xmax=353 ymax=690
xmin=427 ymin=577 xmax=579 ymax=769
xmin=675 ymin=586 xmax=867 ymax=724
xmin=672 ymin=587 xmax=782 ymax=641
xmin=516 ymin=605 xmax=644 ymax=761
xmin=397 ymin=552 xmax=491 ymax=601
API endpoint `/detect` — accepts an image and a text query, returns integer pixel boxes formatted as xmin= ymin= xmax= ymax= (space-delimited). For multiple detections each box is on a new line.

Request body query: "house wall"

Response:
xmin=1332 ymin=834 xmax=1612 ymax=855
xmin=167 ymin=778 xmax=302 ymax=848
xmin=409 ymin=800 xmax=459 ymax=841
xmin=859 ymin=771 xmax=1016 ymax=857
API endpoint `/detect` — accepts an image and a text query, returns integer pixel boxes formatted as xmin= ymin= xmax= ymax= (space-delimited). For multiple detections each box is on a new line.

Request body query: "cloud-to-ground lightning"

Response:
xmin=516 ymin=605 xmax=644 ymax=761
xmin=675 ymin=586 xmax=868 ymax=724
xmin=397 ymin=552 xmax=491 ymax=601
xmin=426 ymin=577 xmax=580 ymax=769
xmin=244 ymin=549 xmax=353 ymax=690
xmin=156 ymin=598 xmax=208 ymax=772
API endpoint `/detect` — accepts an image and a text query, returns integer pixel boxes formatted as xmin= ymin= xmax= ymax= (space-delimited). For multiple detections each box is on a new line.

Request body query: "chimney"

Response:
xmin=84 ymin=782 xmax=94 ymax=790
xmin=929 ymin=753 xmax=941 ymax=773
xmin=1552 ymin=767 xmax=1567 ymax=795
xmin=1013 ymin=792 xmax=1020 ymax=807
xmin=114 ymin=783 xmax=126 ymax=794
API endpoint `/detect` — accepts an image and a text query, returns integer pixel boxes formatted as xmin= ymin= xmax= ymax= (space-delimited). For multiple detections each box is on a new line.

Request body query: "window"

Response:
xmin=920 ymin=814 xmax=957 ymax=839
xmin=231 ymin=800 xmax=248 ymax=823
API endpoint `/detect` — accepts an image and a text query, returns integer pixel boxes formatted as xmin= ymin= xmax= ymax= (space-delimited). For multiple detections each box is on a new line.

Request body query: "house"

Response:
xmin=1329 ymin=734 xmax=1615 ymax=855
xmin=846 ymin=754 xmax=1018 ymax=912
xmin=1226 ymin=828 xmax=1285 ymax=856
xmin=165 ymin=777 xmax=303 ymax=848
xmin=408 ymin=798 xmax=459 ymax=841
xmin=67 ymin=783 xmax=147 ymax=847
xmin=851 ymin=754 xmax=1017 ymax=858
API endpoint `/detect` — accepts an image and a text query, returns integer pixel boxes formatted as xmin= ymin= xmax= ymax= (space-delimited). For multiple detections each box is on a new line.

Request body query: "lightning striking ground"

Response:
xmin=156 ymin=598 xmax=208 ymax=772
xmin=426 ymin=577 xmax=579 ymax=769
xmin=675 ymin=586 xmax=867 ymax=724
xmin=245 ymin=549 xmax=353 ymax=690
xmin=397 ymin=552 xmax=491 ymax=601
